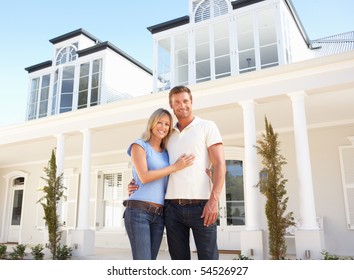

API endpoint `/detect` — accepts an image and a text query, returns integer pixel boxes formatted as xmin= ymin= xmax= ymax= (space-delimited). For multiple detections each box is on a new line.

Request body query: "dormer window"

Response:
xmin=55 ymin=44 xmax=78 ymax=66
xmin=194 ymin=0 xmax=230 ymax=23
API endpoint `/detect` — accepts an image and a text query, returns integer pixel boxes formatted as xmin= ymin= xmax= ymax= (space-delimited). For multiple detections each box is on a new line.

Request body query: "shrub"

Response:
xmin=0 ymin=244 xmax=7 ymax=259
xmin=55 ymin=245 xmax=72 ymax=260
xmin=9 ymin=244 xmax=26 ymax=260
xmin=31 ymin=244 xmax=45 ymax=260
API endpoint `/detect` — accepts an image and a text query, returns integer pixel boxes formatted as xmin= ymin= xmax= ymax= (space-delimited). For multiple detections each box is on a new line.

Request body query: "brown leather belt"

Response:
xmin=168 ymin=199 xmax=207 ymax=206
xmin=123 ymin=200 xmax=164 ymax=215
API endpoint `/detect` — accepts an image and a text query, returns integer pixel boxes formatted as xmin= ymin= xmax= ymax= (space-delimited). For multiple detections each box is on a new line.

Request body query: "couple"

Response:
xmin=124 ymin=85 xmax=226 ymax=260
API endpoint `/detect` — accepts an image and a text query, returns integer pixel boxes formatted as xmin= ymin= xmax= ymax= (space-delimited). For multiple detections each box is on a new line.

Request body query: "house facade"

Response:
xmin=1 ymin=0 xmax=354 ymax=260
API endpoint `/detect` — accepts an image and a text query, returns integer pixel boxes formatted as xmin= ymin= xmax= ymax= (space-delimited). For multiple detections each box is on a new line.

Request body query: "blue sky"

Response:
xmin=1 ymin=0 xmax=353 ymax=127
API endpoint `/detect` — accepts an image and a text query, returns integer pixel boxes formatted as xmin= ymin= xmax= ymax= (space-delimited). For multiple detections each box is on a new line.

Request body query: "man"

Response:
xmin=130 ymin=85 xmax=226 ymax=260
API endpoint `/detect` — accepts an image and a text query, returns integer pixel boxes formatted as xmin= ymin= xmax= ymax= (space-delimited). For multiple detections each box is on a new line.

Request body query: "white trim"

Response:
xmin=338 ymin=144 xmax=354 ymax=230
xmin=1 ymin=171 xmax=29 ymax=243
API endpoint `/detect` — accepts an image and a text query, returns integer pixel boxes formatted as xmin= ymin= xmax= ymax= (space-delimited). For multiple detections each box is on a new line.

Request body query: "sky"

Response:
xmin=1 ymin=0 xmax=353 ymax=128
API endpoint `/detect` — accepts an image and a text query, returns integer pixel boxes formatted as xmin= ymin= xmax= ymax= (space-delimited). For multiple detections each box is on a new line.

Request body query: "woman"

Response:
xmin=124 ymin=108 xmax=194 ymax=260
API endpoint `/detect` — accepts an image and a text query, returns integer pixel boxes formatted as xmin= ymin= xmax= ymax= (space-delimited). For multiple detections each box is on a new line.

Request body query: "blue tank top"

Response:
xmin=126 ymin=139 xmax=169 ymax=205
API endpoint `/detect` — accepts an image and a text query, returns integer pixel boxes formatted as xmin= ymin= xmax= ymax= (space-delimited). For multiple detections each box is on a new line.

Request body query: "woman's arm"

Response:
xmin=131 ymin=144 xmax=194 ymax=184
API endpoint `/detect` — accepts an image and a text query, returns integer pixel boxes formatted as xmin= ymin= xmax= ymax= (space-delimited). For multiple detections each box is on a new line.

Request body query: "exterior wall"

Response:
xmin=1 ymin=123 xmax=353 ymax=256
xmin=104 ymin=49 xmax=152 ymax=99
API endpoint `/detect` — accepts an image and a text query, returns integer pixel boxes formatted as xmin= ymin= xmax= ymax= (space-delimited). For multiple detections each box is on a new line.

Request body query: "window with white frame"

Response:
xmin=103 ymin=173 xmax=124 ymax=228
xmin=27 ymin=74 xmax=51 ymax=120
xmin=55 ymin=44 xmax=78 ymax=66
xmin=78 ymin=59 xmax=102 ymax=109
xmin=194 ymin=0 xmax=230 ymax=23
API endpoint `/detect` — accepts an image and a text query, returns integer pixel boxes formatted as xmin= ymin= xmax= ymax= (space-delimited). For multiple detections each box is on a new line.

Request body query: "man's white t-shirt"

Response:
xmin=165 ymin=117 xmax=223 ymax=199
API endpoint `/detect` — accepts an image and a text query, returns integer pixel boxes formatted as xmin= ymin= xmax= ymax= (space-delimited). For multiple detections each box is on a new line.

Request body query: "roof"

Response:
xmin=77 ymin=41 xmax=152 ymax=75
xmin=25 ymin=30 xmax=152 ymax=75
xmin=311 ymin=31 xmax=354 ymax=57
xmin=49 ymin=28 xmax=101 ymax=44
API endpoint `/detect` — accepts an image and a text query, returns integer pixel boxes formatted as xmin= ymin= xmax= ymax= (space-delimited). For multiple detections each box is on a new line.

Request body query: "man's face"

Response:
xmin=169 ymin=91 xmax=192 ymax=120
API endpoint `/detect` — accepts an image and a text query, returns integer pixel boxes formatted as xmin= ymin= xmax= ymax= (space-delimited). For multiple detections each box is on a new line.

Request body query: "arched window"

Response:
xmin=194 ymin=0 xmax=230 ymax=23
xmin=55 ymin=44 xmax=78 ymax=66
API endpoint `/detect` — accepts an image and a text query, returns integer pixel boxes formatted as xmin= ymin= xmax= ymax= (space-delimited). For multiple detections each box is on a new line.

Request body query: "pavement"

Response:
xmin=72 ymin=248 xmax=239 ymax=260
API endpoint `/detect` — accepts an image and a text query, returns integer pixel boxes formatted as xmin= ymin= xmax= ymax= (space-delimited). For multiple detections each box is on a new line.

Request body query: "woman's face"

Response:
xmin=151 ymin=114 xmax=171 ymax=140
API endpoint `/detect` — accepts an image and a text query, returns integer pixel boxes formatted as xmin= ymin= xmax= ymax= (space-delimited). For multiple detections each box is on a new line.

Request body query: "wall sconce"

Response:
xmin=305 ymin=250 xmax=311 ymax=259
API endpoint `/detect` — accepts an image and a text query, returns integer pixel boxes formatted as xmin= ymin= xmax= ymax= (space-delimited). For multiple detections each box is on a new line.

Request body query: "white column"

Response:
xmin=55 ymin=134 xmax=66 ymax=176
xmin=239 ymin=100 xmax=261 ymax=229
xmin=288 ymin=92 xmax=317 ymax=229
xmin=77 ymin=129 xmax=92 ymax=229
xmin=55 ymin=134 xmax=66 ymax=230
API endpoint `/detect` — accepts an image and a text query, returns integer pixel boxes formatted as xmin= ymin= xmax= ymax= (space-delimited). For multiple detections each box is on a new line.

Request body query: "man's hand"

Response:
xmin=128 ymin=179 xmax=139 ymax=196
xmin=201 ymin=196 xmax=219 ymax=227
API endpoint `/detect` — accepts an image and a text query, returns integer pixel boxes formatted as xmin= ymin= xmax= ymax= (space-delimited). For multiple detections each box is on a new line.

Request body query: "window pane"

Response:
xmin=225 ymin=160 xmax=245 ymax=226
xmin=157 ymin=38 xmax=171 ymax=91
xmin=80 ymin=63 xmax=90 ymax=76
xmin=90 ymin=88 xmax=98 ymax=106
xmin=103 ymin=173 xmax=123 ymax=228
xmin=91 ymin=73 xmax=99 ymax=88
xmin=41 ymin=75 xmax=50 ymax=87
xmin=60 ymin=94 xmax=73 ymax=107
xmin=78 ymin=90 xmax=88 ymax=109
xmin=79 ymin=76 xmax=89 ymax=91
xmin=62 ymin=66 xmax=75 ymax=79
xmin=11 ymin=190 xmax=23 ymax=226
xmin=61 ymin=80 xmax=74 ymax=93
xmin=92 ymin=59 xmax=101 ymax=73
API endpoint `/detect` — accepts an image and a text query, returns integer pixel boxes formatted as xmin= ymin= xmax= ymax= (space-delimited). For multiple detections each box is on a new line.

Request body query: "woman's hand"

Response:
xmin=173 ymin=154 xmax=195 ymax=171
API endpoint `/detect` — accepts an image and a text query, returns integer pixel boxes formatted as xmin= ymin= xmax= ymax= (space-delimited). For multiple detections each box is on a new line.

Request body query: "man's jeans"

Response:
xmin=124 ymin=207 xmax=164 ymax=260
xmin=164 ymin=200 xmax=218 ymax=260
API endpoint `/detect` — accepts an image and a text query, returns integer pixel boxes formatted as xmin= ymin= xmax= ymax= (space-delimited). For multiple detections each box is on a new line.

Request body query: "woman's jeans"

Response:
xmin=124 ymin=207 xmax=164 ymax=260
xmin=164 ymin=200 xmax=218 ymax=260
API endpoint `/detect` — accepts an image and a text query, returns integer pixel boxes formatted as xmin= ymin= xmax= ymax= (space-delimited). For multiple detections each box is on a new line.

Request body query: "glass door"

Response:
xmin=217 ymin=157 xmax=245 ymax=250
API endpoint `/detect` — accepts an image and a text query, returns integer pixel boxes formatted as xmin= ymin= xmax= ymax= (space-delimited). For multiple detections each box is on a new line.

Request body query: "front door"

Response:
xmin=217 ymin=156 xmax=245 ymax=250
xmin=7 ymin=184 xmax=24 ymax=243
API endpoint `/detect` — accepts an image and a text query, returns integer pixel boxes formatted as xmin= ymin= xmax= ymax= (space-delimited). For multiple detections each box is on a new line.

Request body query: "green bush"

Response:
xmin=0 ymin=244 xmax=7 ymax=259
xmin=9 ymin=244 xmax=26 ymax=260
xmin=31 ymin=244 xmax=45 ymax=260
xmin=55 ymin=245 xmax=72 ymax=260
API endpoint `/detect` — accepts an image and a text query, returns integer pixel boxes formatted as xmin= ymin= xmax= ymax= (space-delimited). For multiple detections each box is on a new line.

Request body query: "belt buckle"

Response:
xmin=178 ymin=199 xmax=186 ymax=206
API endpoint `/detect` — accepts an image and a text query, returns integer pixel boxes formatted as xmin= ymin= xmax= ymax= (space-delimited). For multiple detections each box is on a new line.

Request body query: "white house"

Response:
xmin=0 ymin=0 xmax=353 ymax=260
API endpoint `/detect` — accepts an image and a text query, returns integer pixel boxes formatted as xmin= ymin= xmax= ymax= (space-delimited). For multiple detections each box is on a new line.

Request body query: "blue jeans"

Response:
xmin=124 ymin=207 xmax=164 ymax=260
xmin=164 ymin=200 xmax=218 ymax=260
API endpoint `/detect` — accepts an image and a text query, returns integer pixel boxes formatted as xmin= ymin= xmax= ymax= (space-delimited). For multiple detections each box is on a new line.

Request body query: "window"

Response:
xmin=194 ymin=0 xmax=229 ymax=23
xmin=27 ymin=78 xmax=40 ymax=120
xmin=195 ymin=26 xmax=211 ymax=83
xmin=59 ymin=66 xmax=75 ymax=113
xmin=157 ymin=38 xmax=172 ymax=91
xmin=258 ymin=7 xmax=278 ymax=69
xmin=55 ymin=44 xmax=78 ymax=66
xmin=214 ymin=20 xmax=231 ymax=79
xmin=51 ymin=70 xmax=59 ymax=115
xmin=174 ymin=32 xmax=189 ymax=86
xmin=11 ymin=177 xmax=25 ymax=226
xmin=237 ymin=13 xmax=256 ymax=73
xmin=78 ymin=59 xmax=102 ymax=109
xmin=225 ymin=160 xmax=245 ymax=226
xmin=38 ymin=75 xmax=50 ymax=118
xmin=27 ymin=74 xmax=51 ymax=120
xmin=103 ymin=173 xmax=123 ymax=228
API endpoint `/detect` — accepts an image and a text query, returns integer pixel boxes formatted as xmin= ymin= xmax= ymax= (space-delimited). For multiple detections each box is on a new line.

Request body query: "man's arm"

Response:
xmin=201 ymin=143 xmax=226 ymax=226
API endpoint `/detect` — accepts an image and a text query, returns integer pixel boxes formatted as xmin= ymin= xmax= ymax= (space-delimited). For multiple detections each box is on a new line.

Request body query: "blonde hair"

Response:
xmin=141 ymin=108 xmax=173 ymax=149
